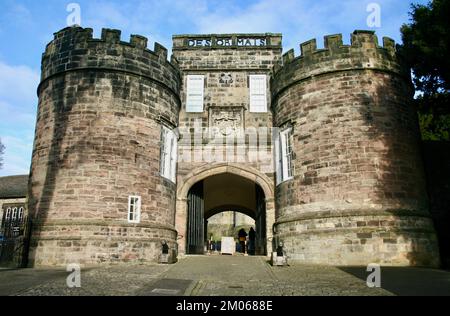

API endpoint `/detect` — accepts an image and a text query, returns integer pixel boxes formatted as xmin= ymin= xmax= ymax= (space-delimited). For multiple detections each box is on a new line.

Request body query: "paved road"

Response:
xmin=166 ymin=256 xmax=390 ymax=296
xmin=0 ymin=256 xmax=449 ymax=296
xmin=0 ymin=268 xmax=68 ymax=296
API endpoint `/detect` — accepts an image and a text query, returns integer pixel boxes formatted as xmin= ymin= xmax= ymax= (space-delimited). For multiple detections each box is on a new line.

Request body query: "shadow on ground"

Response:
xmin=339 ymin=266 xmax=450 ymax=296
xmin=0 ymin=268 xmax=68 ymax=296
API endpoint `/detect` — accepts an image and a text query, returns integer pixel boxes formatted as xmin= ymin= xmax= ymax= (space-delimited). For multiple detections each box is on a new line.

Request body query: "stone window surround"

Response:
xmin=276 ymin=127 xmax=294 ymax=185
xmin=160 ymin=125 xmax=178 ymax=183
xmin=127 ymin=196 xmax=141 ymax=224
xmin=249 ymin=74 xmax=268 ymax=113
xmin=2 ymin=203 xmax=25 ymax=222
xmin=185 ymin=74 xmax=205 ymax=113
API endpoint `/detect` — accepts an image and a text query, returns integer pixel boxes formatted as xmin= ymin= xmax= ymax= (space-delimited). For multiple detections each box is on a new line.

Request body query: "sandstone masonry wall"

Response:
xmin=271 ymin=31 xmax=440 ymax=266
xmin=172 ymin=34 xmax=281 ymax=254
xmin=28 ymin=26 xmax=181 ymax=266
xmin=173 ymin=34 xmax=282 ymax=178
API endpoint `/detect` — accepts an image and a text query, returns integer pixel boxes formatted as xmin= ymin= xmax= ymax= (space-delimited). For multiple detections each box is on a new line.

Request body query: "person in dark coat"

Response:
xmin=238 ymin=228 xmax=247 ymax=254
xmin=248 ymin=227 xmax=256 ymax=255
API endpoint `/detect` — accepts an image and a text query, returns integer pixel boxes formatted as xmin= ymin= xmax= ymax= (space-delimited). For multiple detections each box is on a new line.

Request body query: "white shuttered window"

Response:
xmin=128 ymin=196 xmax=141 ymax=224
xmin=161 ymin=126 xmax=178 ymax=183
xmin=274 ymin=131 xmax=282 ymax=185
xmin=249 ymin=75 xmax=267 ymax=113
xmin=186 ymin=75 xmax=205 ymax=112
xmin=275 ymin=128 xmax=294 ymax=185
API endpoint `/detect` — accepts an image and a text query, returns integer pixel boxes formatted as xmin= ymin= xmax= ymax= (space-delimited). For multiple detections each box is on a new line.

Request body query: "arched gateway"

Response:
xmin=176 ymin=164 xmax=275 ymax=256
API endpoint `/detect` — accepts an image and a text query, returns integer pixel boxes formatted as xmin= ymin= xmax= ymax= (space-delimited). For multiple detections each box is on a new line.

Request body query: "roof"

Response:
xmin=0 ymin=175 xmax=29 ymax=199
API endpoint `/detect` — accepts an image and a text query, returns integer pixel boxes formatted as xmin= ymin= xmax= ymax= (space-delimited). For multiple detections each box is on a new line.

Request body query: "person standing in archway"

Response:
xmin=238 ymin=228 xmax=247 ymax=254
xmin=248 ymin=227 xmax=256 ymax=256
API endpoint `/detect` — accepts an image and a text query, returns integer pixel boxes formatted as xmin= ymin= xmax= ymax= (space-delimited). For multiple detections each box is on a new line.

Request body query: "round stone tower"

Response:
xmin=271 ymin=31 xmax=440 ymax=267
xmin=28 ymin=26 xmax=181 ymax=266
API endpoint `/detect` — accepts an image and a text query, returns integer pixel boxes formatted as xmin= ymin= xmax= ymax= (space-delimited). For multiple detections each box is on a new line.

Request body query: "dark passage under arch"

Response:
xmin=186 ymin=173 xmax=267 ymax=256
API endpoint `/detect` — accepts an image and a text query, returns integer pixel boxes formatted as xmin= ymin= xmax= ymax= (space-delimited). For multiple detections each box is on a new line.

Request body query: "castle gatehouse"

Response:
xmin=25 ymin=26 xmax=440 ymax=267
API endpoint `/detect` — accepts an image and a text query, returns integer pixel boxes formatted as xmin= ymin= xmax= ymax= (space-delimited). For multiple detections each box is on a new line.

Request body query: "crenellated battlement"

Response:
xmin=44 ymin=26 xmax=172 ymax=63
xmin=28 ymin=25 xmax=441 ymax=268
xmin=279 ymin=30 xmax=397 ymax=66
xmin=40 ymin=26 xmax=180 ymax=97
xmin=271 ymin=30 xmax=407 ymax=100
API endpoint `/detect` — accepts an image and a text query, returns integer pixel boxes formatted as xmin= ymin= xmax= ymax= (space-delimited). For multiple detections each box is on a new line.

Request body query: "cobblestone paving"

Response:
xmin=3 ymin=255 xmax=392 ymax=296
xmin=15 ymin=264 xmax=171 ymax=296
xmin=169 ymin=256 xmax=391 ymax=296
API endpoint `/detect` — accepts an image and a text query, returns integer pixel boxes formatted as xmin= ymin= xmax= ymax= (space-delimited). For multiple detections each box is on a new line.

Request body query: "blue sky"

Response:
xmin=0 ymin=0 xmax=428 ymax=176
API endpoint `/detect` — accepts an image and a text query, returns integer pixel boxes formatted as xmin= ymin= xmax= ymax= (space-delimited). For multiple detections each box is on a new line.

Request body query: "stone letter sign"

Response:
xmin=188 ymin=36 xmax=267 ymax=48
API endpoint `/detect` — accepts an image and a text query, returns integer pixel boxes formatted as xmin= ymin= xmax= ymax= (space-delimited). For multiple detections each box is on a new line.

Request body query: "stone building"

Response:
xmin=0 ymin=175 xmax=28 ymax=227
xmin=0 ymin=175 xmax=29 ymax=267
xmin=21 ymin=26 xmax=441 ymax=267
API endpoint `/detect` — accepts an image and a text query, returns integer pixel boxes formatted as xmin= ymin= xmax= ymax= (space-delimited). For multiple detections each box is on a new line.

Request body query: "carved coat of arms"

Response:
xmin=219 ymin=73 xmax=233 ymax=85
xmin=209 ymin=107 xmax=244 ymax=137
xmin=215 ymin=115 xmax=238 ymax=136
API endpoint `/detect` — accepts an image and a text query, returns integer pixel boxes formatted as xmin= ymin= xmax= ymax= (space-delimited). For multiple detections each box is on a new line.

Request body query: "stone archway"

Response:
xmin=176 ymin=163 xmax=275 ymax=257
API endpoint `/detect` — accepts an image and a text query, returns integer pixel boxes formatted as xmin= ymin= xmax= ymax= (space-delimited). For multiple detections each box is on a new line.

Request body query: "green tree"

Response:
xmin=400 ymin=0 xmax=450 ymax=141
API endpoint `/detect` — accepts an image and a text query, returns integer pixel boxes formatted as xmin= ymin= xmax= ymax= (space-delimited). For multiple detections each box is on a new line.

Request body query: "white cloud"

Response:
xmin=0 ymin=62 xmax=39 ymax=104
xmin=83 ymin=2 xmax=131 ymax=33
xmin=70 ymin=0 xmax=410 ymax=55
xmin=1 ymin=3 xmax=34 ymax=28
xmin=0 ymin=135 xmax=33 ymax=176
xmin=189 ymin=0 xmax=412 ymax=53
xmin=0 ymin=61 xmax=39 ymax=176
xmin=81 ymin=0 xmax=208 ymax=49
xmin=196 ymin=0 xmax=291 ymax=34
xmin=185 ymin=0 xmax=332 ymax=53
xmin=0 ymin=101 xmax=36 ymax=126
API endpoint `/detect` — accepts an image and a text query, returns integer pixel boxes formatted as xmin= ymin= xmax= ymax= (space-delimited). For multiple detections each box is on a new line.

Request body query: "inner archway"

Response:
xmin=206 ymin=211 xmax=256 ymax=254
xmin=183 ymin=172 xmax=269 ymax=256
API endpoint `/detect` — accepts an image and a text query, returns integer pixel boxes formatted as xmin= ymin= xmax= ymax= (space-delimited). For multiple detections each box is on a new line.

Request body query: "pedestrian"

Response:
xmin=238 ymin=228 xmax=247 ymax=254
xmin=248 ymin=227 xmax=256 ymax=255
